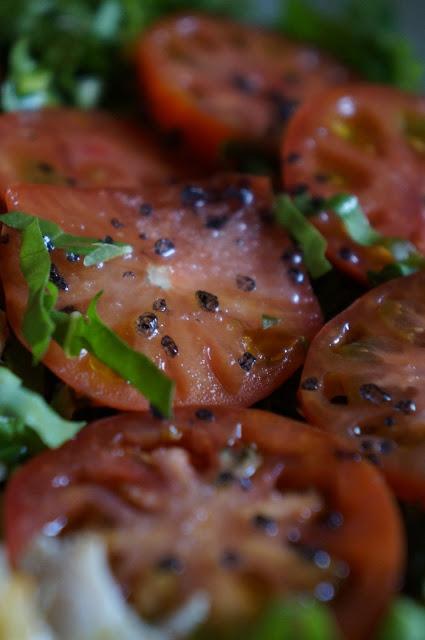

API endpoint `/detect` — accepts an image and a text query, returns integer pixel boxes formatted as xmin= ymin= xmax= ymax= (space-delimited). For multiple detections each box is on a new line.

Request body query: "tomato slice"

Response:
xmin=0 ymin=175 xmax=322 ymax=410
xmin=282 ymin=84 xmax=425 ymax=282
xmin=299 ymin=271 xmax=425 ymax=505
xmin=0 ymin=107 xmax=192 ymax=194
xmin=5 ymin=408 xmax=403 ymax=640
xmin=138 ymin=14 xmax=352 ymax=164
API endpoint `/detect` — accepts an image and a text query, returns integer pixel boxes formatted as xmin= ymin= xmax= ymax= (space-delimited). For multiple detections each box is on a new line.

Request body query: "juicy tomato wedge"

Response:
xmin=0 ymin=107 xmax=193 ymax=194
xmin=282 ymin=84 xmax=425 ymax=282
xmin=299 ymin=271 xmax=425 ymax=506
xmin=5 ymin=408 xmax=403 ymax=640
xmin=138 ymin=14 xmax=352 ymax=164
xmin=0 ymin=175 xmax=322 ymax=410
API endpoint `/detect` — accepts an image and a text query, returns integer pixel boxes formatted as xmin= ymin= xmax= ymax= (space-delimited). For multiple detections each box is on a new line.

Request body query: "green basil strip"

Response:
xmin=0 ymin=367 xmax=85 ymax=448
xmin=51 ymin=293 xmax=174 ymax=417
xmin=326 ymin=194 xmax=381 ymax=246
xmin=250 ymin=599 xmax=340 ymax=640
xmin=19 ymin=217 xmax=57 ymax=361
xmin=275 ymin=195 xmax=332 ymax=279
xmin=377 ymin=598 xmax=425 ymax=640
xmin=1 ymin=211 xmax=132 ymax=264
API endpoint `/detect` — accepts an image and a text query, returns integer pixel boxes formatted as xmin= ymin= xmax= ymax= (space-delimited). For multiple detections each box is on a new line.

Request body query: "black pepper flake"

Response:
xmin=288 ymin=267 xmax=305 ymax=284
xmin=49 ymin=263 xmax=68 ymax=291
xmin=136 ymin=313 xmax=158 ymax=338
xmin=339 ymin=247 xmax=359 ymax=264
xmin=66 ymin=252 xmax=80 ymax=263
xmin=252 ymin=514 xmax=278 ymax=535
xmin=288 ymin=183 xmax=309 ymax=197
xmin=394 ymin=399 xmax=416 ymax=414
xmin=286 ymin=152 xmax=301 ymax=164
xmin=156 ymin=555 xmax=184 ymax=573
xmin=365 ymin=453 xmax=381 ymax=466
xmin=206 ymin=214 xmax=229 ymax=230
xmin=236 ymin=274 xmax=256 ymax=292
xmin=102 ymin=235 xmax=114 ymax=244
xmin=323 ymin=511 xmax=344 ymax=530
xmin=379 ymin=439 xmax=395 ymax=454
xmin=220 ymin=549 xmax=241 ymax=568
xmin=359 ymin=383 xmax=392 ymax=405
xmin=110 ymin=217 xmax=124 ymax=229
xmin=139 ymin=232 xmax=147 ymax=240
xmin=154 ymin=238 xmax=175 ymax=258
xmin=150 ymin=404 xmax=165 ymax=420
xmin=153 ymin=298 xmax=167 ymax=312
xmin=310 ymin=196 xmax=325 ymax=211
xmin=43 ymin=235 xmax=55 ymax=252
xmin=231 ymin=73 xmax=256 ymax=94
xmin=215 ymin=471 xmax=235 ymax=486
xmin=238 ymin=352 xmax=256 ymax=372
xmin=301 ymin=377 xmax=319 ymax=391
xmin=122 ymin=271 xmax=135 ymax=279
xmin=161 ymin=335 xmax=178 ymax=358
xmin=181 ymin=185 xmax=207 ymax=208
xmin=384 ymin=416 xmax=395 ymax=427
xmin=0 ymin=234 xmax=9 ymax=244
xmin=267 ymin=91 xmax=299 ymax=122
xmin=195 ymin=408 xmax=214 ymax=421
xmin=139 ymin=203 xmax=153 ymax=217
xmin=281 ymin=249 xmax=303 ymax=266
xmin=330 ymin=395 xmax=348 ymax=405
xmin=223 ymin=184 xmax=254 ymax=207
xmin=196 ymin=290 xmax=219 ymax=312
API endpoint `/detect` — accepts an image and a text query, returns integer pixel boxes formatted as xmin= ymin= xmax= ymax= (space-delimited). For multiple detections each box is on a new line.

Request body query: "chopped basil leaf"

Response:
xmin=1 ymin=211 xmax=133 ymax=265
xmin=0 ymin=367 xmax=85 ymax=449
xmin=1 ymin=211 xmax=173 ymax=416
xmin=275 ymin=195 xmax=332 ymax=279
xmin=19 ymin=217 xmax=58 ymax=361
xmin=326 ymin=194 xmax=381 ymax=246
xmin=326 ymin=194 xmax=425 ymax=283
xmin=51 ymin=293 xmax=174 ymax=417
xmin=377 ymin=598 xmax=425 ymax=640
xmin=262 ymin=314 xmax=280 ymax=330
xmin=250 ymin=599 xmax=340 ymax=640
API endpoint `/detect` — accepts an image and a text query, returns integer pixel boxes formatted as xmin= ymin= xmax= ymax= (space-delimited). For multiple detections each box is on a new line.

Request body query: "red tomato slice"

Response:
xmin=5 ymin=408 xmax=403 ymax=640
xmin=299 ymin=271 xmax=425 ymax=506
xmin=282 ymin=84 xmax=425 ymax=282
xmin=138 ymin=14 xmax=353 ymax=164
xmin=0 ymin=176 xmax=322 ymax=410
xmin=0 ymin=108 xmax=192 ymax=194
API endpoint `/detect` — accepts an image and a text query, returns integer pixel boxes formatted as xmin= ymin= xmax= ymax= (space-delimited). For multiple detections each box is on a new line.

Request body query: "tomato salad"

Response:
xmin=0 ymin=3 xmax=424 ymax=640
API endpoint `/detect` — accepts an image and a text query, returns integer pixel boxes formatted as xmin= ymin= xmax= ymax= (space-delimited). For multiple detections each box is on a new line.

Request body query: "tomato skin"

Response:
xmin=138 ymin=14 xmax=353 ymax=165
xmin=0 ymin=175 xmax=322 ymax=410
xmin=282 ymin=84 xmax=425 ymax=283
xmin=5 ymin=408 xmax=403 ymax=640
xmin=0 ymin=107 xmax=196 ymax=194
xmin=299 ymin=270 xmax=425 ymax=506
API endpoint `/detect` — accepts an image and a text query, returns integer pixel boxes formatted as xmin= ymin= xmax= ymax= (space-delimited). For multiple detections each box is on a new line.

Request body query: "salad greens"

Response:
xmin=0 ymin=212 xmax=174 ymax=416
xmin=0 ymin=367 xmax=85 ymax=450
xmin=275 ymin=195 xmax=332 ymax=278
xmin=249 ymin=599 xmax=340 ymax=640
xmin=0 ymin=0 xmax=421 ymax=112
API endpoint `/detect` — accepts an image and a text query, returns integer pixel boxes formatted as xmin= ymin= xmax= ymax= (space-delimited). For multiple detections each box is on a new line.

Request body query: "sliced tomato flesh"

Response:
xmin=0 ymin=107 xmax=196 ymax=195
xmin=5 ymin=408 xmax=403 ymax=639
xmin=138 ymin=14 xmax=353 ymax=164
xmin=299 ymin=270 xmax=425 ymax=505
xmin=0 ymin=175 xmax=322 ymax=410
xmin=282 ymin=84 xmax=425 ymax=282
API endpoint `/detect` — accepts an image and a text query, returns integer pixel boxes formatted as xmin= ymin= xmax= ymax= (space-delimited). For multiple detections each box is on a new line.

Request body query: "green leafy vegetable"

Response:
xmin=0 ymin=367 xmax=85 ymax=449
xmin=326 ymin=193 xmax=425 ymax=283
xmin=280 ymin=0 xmax=423 ymax=90
xmin=51 ymin=293 xmax=174 ymax=417
xmin=1 ymin=210 xmax=173 ymax=416
xmin=274 ymin=195 xmax=332 ymax=279
xmin=377 ymin=598 xmax=425 ymax=640
xmin=249 ymin=599 xmax=340 ymax=640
